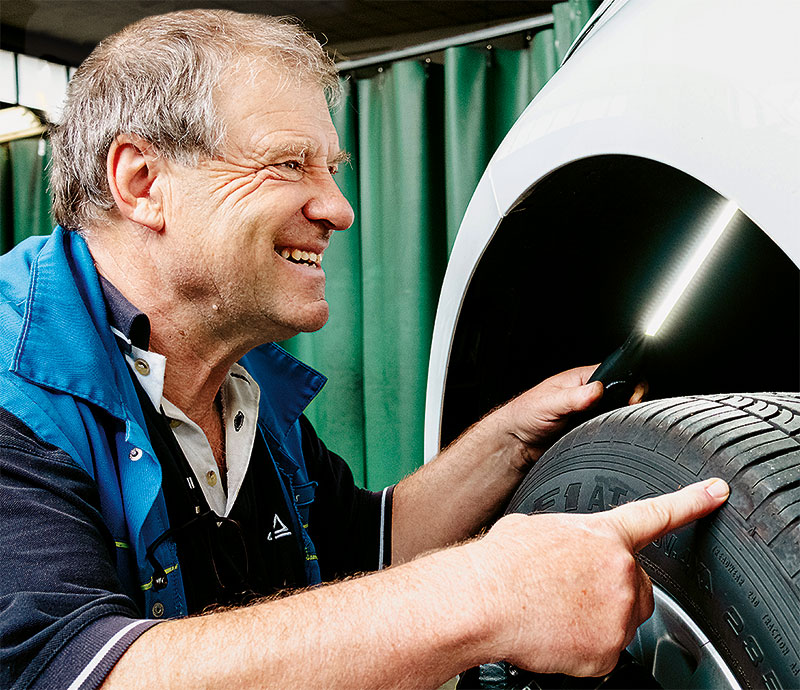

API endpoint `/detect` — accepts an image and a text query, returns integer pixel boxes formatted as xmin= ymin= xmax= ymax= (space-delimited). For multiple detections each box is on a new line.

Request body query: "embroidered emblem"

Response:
xmin=267 ymin=513 xmax=292 ymax=541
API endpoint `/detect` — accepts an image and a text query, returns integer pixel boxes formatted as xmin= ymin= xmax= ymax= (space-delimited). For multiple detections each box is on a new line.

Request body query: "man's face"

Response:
xmin=155 ymin=67 xmax=354 ymax=343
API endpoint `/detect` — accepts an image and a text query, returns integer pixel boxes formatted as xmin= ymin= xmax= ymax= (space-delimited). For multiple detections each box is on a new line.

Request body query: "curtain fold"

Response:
xmin=0 ymin=137 xmax=54 ymax=253
xmin=0 ymin=143 xmax=12 ymax=254
xmin=2 ymin=1 xmax=600 ymax=491
xmin=444 ymin=35 xmax=558 ymax=252
xmin=354 ymin=61 xmax=448 ymax=489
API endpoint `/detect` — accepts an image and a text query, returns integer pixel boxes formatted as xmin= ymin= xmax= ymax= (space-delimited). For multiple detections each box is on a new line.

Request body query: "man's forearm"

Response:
xmin=391 ymin=407 xmax=526 ymax=563
xmin=391 ymin=366 xmax=607 ymax=563
xmin=103 ymin=543 xmax=494 ymax=689
xmin=103 ymin=479 xmax=729 ymax=688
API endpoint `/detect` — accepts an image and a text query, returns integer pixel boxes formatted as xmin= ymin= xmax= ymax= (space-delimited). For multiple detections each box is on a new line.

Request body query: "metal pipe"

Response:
xmin=335 ymin=14 xmax=554 ymax=72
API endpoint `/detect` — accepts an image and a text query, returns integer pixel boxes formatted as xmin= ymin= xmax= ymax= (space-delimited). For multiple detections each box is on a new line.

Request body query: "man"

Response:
xmin=0 ymin=9 xmax=729 ymax=689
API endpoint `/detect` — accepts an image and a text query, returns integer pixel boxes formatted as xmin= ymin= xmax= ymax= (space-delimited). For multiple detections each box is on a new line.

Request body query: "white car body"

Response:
xmin=424 ymin=0 xmax=800 ymax=460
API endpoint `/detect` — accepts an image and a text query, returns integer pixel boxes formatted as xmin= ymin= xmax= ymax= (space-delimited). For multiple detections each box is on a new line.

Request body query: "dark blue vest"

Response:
xmin=0 ymin=227 xmax=325 ymax=618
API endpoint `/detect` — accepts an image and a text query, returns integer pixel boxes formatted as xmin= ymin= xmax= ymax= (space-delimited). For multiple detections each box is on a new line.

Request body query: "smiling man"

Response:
xmin=0 ymin=10 xmax=730 ymax=690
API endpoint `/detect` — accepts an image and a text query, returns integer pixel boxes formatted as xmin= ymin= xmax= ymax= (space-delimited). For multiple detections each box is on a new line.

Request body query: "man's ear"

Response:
xmin=106 ymin=135 xmax=165 ymax=231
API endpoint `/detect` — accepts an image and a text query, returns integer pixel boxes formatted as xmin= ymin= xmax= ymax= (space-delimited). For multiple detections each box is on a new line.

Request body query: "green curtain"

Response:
xmin=0 ymin=1 xmax=599 ymax=491
xmin=286 ymin=0 xmax=600 ymax=489
xmin=443 ymin=30 xmax=559 ymax=251
xmin=0 ymin=136 xmax=55 ymax=253
xmin=354 ymin=61 xmax=448 ymax=489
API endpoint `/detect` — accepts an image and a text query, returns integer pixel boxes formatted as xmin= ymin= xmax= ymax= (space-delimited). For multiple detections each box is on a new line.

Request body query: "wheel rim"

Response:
xmin=626 ymin=585 xmax=741 ymax=689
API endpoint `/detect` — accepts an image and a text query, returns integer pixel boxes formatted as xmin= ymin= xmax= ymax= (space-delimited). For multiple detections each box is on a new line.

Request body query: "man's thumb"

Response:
xmin=563 ymin=380 xmax=603 ymax=414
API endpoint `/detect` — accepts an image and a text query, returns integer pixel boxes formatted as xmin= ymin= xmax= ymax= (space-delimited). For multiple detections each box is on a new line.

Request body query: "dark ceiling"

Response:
xmin=1 ymin=0 xmax=553 ymax=66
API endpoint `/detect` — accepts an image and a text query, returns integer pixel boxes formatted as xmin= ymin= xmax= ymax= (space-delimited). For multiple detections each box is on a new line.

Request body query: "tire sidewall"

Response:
xmin=506 ymin=409 xmax=800 ymax=690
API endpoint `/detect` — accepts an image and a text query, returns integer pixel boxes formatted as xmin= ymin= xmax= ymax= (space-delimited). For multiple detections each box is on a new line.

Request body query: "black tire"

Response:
xmin=505 ymin=393 xmax=800 ymax=690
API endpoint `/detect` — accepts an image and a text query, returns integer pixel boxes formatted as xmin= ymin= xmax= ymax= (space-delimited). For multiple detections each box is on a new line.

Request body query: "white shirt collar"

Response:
xmin=121 ymin=340 xmax=260 ymax=517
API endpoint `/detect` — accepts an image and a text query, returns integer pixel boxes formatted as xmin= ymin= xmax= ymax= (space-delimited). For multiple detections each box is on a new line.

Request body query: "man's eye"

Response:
xmin=281 ymin=161 xmax=303 ymax=171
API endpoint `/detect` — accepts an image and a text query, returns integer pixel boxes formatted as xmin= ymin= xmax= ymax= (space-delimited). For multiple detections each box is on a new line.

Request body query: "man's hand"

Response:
xmin=468 ymin=477 xmax=729 ymax=677
xmin=392 ymin=364 xmax=646 ymax=563
xmin=498 ymin=365 xmax=647 ymax=470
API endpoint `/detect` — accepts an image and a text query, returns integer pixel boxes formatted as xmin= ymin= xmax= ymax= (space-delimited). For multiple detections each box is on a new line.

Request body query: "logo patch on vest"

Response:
xmin=266 ymin=513 xmax=292 ymax=540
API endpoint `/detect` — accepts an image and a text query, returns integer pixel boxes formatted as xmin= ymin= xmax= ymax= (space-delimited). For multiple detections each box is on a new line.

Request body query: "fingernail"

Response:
xmin=704 ymin=478 xmax=730 ymax=499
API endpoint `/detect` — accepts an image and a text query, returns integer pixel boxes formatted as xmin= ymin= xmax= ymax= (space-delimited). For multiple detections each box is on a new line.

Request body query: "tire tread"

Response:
xmin=534 ymin=392 xmax=800 ymax=584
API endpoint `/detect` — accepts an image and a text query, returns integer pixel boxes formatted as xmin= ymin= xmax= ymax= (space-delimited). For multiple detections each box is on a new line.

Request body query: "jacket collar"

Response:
xmin=12 ymin=227 xmax=133 ymax=420
xmin=100 ymin=275 xmax=151 ymax=350
xmin=240 ymin=344 xmax=326 ymax=444
xmin=12 ymin=227 xmax=326 ymax=433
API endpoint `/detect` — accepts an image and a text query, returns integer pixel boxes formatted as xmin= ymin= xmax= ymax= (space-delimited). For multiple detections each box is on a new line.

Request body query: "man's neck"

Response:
xmin=87 ymin=225 xmax=258 ymax=449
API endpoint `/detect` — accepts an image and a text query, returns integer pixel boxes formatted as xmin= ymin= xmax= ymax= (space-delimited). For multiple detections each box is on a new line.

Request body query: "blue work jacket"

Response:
xmin=0 ymin=227 xmax=325 ymax=618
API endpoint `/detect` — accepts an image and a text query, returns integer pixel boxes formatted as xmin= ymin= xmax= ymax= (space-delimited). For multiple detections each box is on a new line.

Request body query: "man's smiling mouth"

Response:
xmin=276 ymin=247 xmax=323 ymax=268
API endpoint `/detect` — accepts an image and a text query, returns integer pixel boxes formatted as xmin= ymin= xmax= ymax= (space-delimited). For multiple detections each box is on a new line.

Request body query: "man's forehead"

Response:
xmin=216 ymin=63 xmax=328 ymax=112
xmin=215 ymin=72 xmax=345 ymax=160
xmin=217 ymin=101 xmax=330 ymax=136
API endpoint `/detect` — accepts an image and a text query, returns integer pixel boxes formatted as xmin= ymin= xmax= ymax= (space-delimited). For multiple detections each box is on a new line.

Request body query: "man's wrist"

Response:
xmin=482 ymin=404 xmax=535 ymax=474
xmin=432 ymin=539 xmax=507 ymax=667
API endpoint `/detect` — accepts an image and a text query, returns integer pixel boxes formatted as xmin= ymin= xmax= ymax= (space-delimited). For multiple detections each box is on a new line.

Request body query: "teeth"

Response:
xmin=278 ymin=247 xmax=322 ymax=266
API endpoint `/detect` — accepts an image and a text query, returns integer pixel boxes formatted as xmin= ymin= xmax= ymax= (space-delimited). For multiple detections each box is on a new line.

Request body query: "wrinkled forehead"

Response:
xmin=213 ymin=65 xmax=340 ymax=156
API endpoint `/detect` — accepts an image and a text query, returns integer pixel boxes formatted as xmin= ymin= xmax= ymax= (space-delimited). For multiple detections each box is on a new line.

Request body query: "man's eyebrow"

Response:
xmin=264 ymin=141 xmax=311 ymax=159
xmin=330 ymin=149 xmax=351 ymax=166
xmin=259 ymin=142 xmax=349 ymax=166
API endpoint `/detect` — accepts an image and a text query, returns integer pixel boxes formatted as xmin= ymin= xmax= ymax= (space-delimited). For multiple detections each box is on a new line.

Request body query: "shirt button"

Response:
xmin=129 ymin=447 xmax=143 ymax=461
xmin=169 ymin=419 xmax=182 ymax=429
xmin=151 ymin=601 xmax=165 ymax=618
xmin=206 ymin=470 xmax=217 ymax=487
xmin=134 ymin=358 xmax=151 ymax=376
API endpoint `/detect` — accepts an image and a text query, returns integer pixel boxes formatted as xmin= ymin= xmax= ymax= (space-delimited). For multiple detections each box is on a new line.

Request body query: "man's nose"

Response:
xmin=304 ymin=172 xmax=355 ymax=232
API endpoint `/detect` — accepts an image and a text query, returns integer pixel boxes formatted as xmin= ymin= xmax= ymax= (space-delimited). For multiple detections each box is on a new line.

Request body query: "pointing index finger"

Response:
xmin=607 ymin=478 xmax=730 ymax=552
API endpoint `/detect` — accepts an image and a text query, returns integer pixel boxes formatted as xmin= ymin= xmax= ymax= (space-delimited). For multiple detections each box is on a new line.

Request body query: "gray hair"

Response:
xmin=49 ymin=9 xmax=340 ymax=230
